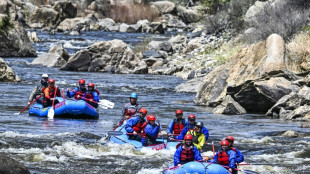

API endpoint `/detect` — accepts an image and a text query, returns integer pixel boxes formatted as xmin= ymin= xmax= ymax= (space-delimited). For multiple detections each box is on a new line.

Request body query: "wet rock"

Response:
xmin=266 ymin=86 xmax=310 ymax=119
xmin=0 ymin=21 xmax=36 ymax=57
xmin=0 ymin=58 xmax=20 ymax=82
xmin=213 ymin=95 xmax=246 ymax=115
xmin=150 ymin=1 xmax=176 ymax=14
xmin=175 ymin=77 xmax=204 ymax=93
xmin=0 ymin=155 xmax=30 ymax=174
xmin=195 ymin=34 xmax=303 ymax=110
xmin=57 ymin=14 xmax=97 ymax=31
xmin=301 ymin=124 xmax=310 ymax=128
xmin=31 ymin=44 xmax=69 ymax=67
xmin=61 ymin=40 xmax=141 ymax=74
xmin=69 ymin=30 xmax=80 ymax=36
xmin=148 ymin=41 xmax=172 ymax=53
xmin=150 ymin=22 xmax=165 ymax=34
xmin=143 ymin=50 xmax=165 ymax=59
xmin=281 ymin=130 xmax=299 ymax=137
xmin=132 ymin=60 xmax=148 ymax=74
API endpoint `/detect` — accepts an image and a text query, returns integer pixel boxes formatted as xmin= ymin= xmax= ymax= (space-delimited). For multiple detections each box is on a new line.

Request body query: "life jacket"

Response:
xmin=84 ymin=89 xmax=100 ymax=100
xmin=218 ymin=150 xmax=230 ymax=165
xmin=173 ymin=119 xmax=185 ymax=134
xmin=74 ymin=87 xmax=86 ymax=99
xmin=188 ymin=131 xmax=200 ymax=144
xmin=186 ymin=124 xmax=195 ymax=132
xmin=47 ymin=87 xmax=57 ymax=98
xmin=180 ymin=145 xmax=195 ymax=162
xmin=132 ymin=116 xmax=146 ymax=133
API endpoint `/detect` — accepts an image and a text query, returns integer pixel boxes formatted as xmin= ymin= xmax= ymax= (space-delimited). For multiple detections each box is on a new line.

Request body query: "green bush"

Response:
xmin=0 ymin=16 xmax=13 ymax=36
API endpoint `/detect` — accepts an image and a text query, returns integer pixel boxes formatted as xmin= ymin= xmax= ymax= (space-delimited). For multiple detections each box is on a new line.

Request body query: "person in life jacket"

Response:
xmin=125 ymin=108 xmax=147 ymax=140
xmin=83 ymin=83 xmax=100 ymax=108
xmin=176 ymin=114 xmax=209 ymax=141
xmin=141 ymin=115 xmax=161 ymax=145
xmin=186 ymin=122 xmax=206 ymax=151
xmin=42 ymin=78 xmax=60 ymax=107
xmin=210 ymin=140 xmax=237 ymax=173
xmin=121 ymin=93 xmax=142 ymax=117
xmin=225 ymin=136 xmax=244 ymax=163
xmin=116 ymin=108 xmax=138 ymax=127
xmin=166 ymin=109 xmax=188 ymax=135
xmin=67 ymin=79 xmax=87 ymax=100
xmin=174 ymin=134 xmax=202 ymax=166
xmin=28 ymin=74 xmax=49 ymax=105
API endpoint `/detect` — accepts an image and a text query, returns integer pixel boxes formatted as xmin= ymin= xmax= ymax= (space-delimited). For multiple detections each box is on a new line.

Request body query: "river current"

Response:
xmin=0 ymin=30 xmax=309 ymax=174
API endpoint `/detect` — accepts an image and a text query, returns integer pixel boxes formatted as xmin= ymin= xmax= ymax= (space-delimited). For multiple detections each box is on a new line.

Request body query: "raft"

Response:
xmin=164 ymin=161 xmax=230 ymax=174
xmin=29 ymin=97 xmax=99 ymax=119
xmin=109 ymin=124 xmax=179 ymax=151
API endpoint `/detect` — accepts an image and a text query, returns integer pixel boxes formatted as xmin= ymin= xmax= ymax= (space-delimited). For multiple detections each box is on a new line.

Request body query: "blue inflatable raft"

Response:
xmin=109 ymin=124 xmax=179 ymax=151
xmin=164 ymin=161 xmax=230 ymax=174
xmin=29 ymin=97 xmax=99 ymax=119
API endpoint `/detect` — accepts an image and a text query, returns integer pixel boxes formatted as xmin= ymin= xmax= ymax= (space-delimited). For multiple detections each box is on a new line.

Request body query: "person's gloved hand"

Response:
xmin=169 ymin=136 xmax=174 ymax=140
xmin=141 ymin=137 xmax=146 ymax=145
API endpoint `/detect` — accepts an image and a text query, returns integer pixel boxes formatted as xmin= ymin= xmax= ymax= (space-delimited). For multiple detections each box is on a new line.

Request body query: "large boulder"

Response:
xmin=0 ymin=155 xmax=30 ymax=174
xmin=175 ymin=77 xmax=204 ymax=93
xmin=0 ymin=0 xmax=18 ymax=19
xmin=53 ymin=1 xmax=77 ymax=22
xmin=195 ymin=34 xmax=303 ymax=112
xmin=213 ymin=95 xmax=246 ymax=115
xmin=0 ymin=57 xmax=20 ymax=82
xmin=31 ymin=44 xmax=70 ymax=67
xmin=150 ymin=1 xmax=176 ymax=14
xmin=61 ymin=40 xmax=142 ymax=74
xmin=30 ymin=6 xmax=58 ymax=27
xmin=0 ymin=21 xmax=36 ymax=57
xmin=148 ymin=41 xmax=173 ymax=53
xmin=57 ymin=14 xmax=97 ymax=31
xmin=178 ymin=6 xmax=203 ymax=23
xmin=266 ymin=86 xmax=310 ymax=120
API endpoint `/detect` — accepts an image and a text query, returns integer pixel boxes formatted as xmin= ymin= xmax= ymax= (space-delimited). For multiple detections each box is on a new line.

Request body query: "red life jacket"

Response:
xmin=84 ymin=89 xmax=100 ymax=100
xmin=180 ymin=145 xmax=195 ymax=162
xmin=47 ymin=87 xmax=59 ymax=98
xmin=74 ymin=87 xmax=86 ymax=100
xmin=173 ymin=119 xmax=185 ymax=134
xmin=133 ymin=116 xmax=146 ymax=133
xmin=218 ymin=150 xmax=230 ymax=165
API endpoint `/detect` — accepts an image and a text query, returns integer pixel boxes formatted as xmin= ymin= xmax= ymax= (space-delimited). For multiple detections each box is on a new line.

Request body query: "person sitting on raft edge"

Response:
xmin=83 ymin=83 xmax=100 ymax=108
xmin=42 ymin=78 xmax=60 ymax=107
xmin=28 ymin=74 xmax=49 ymax=105
xmin=67 ymin=79 xmax=87 ymax=100
xmin=125 ymin=108 xmax=147 ymax=141
xmin=141 ymin=115 xmax=161 ymax=146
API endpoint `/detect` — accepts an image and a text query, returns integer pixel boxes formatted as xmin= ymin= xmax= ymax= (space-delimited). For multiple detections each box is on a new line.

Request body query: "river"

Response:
xmin=0 ymin=30 xmax=309 ymax=174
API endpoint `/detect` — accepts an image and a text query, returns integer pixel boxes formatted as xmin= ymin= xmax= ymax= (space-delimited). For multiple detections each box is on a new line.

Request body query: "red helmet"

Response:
xmin=139 ymin=108 xmax=147 ymax=114
xmin=184 ymin=134 xmax=193 ymax=140
xmin=147 ymin=115 xmax=156 ymax=121
xmin=220 ymin=140 xmax=230 ymax=146
xmin=79 ymin=79 xmax=85 ymax=84
xmin=88 ymin=83 xmax=95 ymax=87
xmin=188 ymin=114 xmax=196 ymax=119
xmin=48 ymin=79 xmax=55 ymax=83
xmin=226 ymin=136 xmax=234 ymax=143
xmin=175 ymin=109 xmax=183 ymax=115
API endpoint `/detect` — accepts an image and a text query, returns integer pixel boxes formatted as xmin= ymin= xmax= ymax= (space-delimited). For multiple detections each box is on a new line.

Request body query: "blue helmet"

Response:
xmin=130 ymin=93 xmax=138 ymax=99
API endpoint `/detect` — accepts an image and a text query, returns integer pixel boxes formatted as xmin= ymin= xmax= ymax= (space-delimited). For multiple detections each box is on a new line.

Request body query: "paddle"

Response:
xmin=212 ymin=141 xmax=215 ymax=156
xmin=108 ymin=131 xmax=144 ymax=136
xmin=47 ymin=86 xmax=58 ymax=119
xmin=62 ymin=88 xmax=65 ymax=105
xmin=14 ymin=94 xmax=42 ymax=115
xmin=157 ymin=117 xmax=166 ymax=149
xmin=79 ymin=97 xmax=114 ymax=109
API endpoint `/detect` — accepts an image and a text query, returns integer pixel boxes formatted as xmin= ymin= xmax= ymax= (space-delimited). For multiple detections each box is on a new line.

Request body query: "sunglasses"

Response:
xmin=189 ymin=119 xmax=195 ymax=121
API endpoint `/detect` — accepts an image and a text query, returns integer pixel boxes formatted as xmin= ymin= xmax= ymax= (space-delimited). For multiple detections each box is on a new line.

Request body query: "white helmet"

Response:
xmin=42 ymin=74 xmax=48 ymax=78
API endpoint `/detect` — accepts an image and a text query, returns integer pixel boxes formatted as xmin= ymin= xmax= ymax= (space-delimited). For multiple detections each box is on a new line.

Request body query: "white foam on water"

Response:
xmin=239 ymin=136 xmax=275 ymax=145
xmin=0 ymin=131 xmax=40 ymax=138
xmin=137 ymin=168 xmax=162 ymax=174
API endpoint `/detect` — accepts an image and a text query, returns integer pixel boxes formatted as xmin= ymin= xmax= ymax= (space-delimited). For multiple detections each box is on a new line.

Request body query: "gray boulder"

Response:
xmin=0 ymin=58 xmax=20 ymax=82
xmin=150 ymin=1 xmax=176 ymax=14
xmin=266 ymin=86 xmax=310 ymax=120
xmin=281 ymin=130 xmax=299 ymax=137
xmin=0 ymin=21 xmax=36 ymax=57
xmin=178 ymin=6 xmax=203 ymax=23
xmin=213 ymin=95 xmax=246 ymax=115
xmin=31 ymin=44 xmax=69 ymax=67
xmin=132 ymin=60 xmax=148 ymax=74
xmin=30 ymin=6 xmax=58 ymax=27
xmin=61 ymin=40 xmax=142 ymax=74
xmin=0 ymin=155 xmax=30 ymax=174
xmin=175 ymin=77 xmax=204 ymax=93
xmin=148 ymin=41 xmax=173 ymax=53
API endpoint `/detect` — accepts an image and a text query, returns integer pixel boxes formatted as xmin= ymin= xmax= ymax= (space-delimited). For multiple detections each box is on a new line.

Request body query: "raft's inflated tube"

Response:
xmin=164 ymin=161 xmax=229 ymax=174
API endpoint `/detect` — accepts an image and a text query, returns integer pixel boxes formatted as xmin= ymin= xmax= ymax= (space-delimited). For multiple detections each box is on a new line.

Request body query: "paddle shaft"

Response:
xmin=18 ymin=94 xmax=42 ymax=114
xmin=51 ymin=87 xmax=58 ymax=109
xmin=212 ymin=141 xmax=215 ymax=156
xmin=62 ymin=89 xmax=65 ymax=105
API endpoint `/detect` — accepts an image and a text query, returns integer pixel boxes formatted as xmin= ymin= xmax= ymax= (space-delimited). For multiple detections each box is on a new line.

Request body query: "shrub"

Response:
xmin=105 ymin=2 xmax=160 ymax=24
xmin=287 ymin=31 xmax=310 ymax=67
xmin=245 ymin=0 xmax=310 ymax=43
xmin=0 ymin=16 xmax=13 ymax=36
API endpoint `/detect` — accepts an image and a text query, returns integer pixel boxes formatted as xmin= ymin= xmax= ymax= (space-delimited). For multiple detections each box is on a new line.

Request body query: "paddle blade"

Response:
xmin=107 ymin=131 xmax=124 ymax=136
xmin=47 ymin=108 xmax=54 ymax=119
xmin=99 ymin=100 xmax=114 ymax=109
xmin=243 ymin=170 xmax=260 ymax=174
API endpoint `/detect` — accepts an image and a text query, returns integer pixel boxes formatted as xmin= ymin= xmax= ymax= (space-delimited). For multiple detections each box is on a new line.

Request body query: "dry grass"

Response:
xmin=287 ymin=31 xmax=310 ymax=61
xmin=105 ymin=3 xmax=160 ymax=24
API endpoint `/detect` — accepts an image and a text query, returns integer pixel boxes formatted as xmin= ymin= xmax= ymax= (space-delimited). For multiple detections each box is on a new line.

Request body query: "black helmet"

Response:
xmin=196 ymin=121 xmax=203 ymax=127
